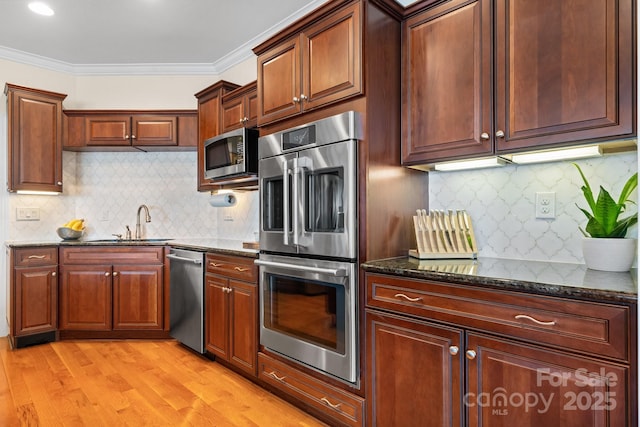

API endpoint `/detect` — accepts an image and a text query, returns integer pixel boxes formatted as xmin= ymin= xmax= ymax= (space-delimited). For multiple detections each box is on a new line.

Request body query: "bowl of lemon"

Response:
xmin=57 ymin=218 xmax=85 ymax=240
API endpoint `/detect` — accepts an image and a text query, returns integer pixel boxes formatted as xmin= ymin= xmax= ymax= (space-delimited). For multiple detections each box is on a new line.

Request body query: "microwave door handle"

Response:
xmin=283 ymin=159 xmax=291 ymax=246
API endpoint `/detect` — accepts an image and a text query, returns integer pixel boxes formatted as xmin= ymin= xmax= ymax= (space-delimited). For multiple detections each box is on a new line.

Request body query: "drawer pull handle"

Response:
xmin=321 ymin=397 xmax=342 ymax=410
xmin=210 ymin=263 xmax=222 ymax=267
xmin=234 ymin=267 xmax=249 ymax=272
xmin=394 ymin=293 xmax=422 ymax=302
xmin=27 ymin=255 xmax=46 ymax=259
xmin=267 ymin=371 xmax=286 ymax=382
xmin=515 ymin=314 xmax=556 ymax=326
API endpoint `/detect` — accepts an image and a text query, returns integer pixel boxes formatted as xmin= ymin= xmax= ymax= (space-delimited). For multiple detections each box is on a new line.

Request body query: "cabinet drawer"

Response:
xmin=366 ymin=273 xmax=630 ymax=361
xmin=258 ymin=353 xmax=364 ymax=427
xmin=13 ymin=247 xmax=58 ymax=267
xmin=206 ymin=253 xmax=257 ymax=282
xmin=60 ymin=246 xmax=164 ymax=265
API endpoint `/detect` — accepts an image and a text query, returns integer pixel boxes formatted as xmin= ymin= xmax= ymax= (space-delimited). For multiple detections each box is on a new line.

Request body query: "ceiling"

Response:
xmin=0 ymin=0 xmax=329 ymax=75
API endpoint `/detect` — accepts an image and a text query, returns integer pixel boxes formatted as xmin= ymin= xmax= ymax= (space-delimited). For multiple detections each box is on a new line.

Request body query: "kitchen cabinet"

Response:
xmin=63 ymin=110 xmax=197 ymax=151
xmin=194 ymin=80 xmax=240 ymax=191
xmin=7 ymin=246 xmax=59 ymax=348
xmin=221 ymin=81 xmax=258 ymax=132
xmin=254 ymin=1 xmax=362 ymax=126
xmin=205 ymin=253 xmax=258 ymax=377
xmin=59 ymin=246 xmax=165 ymax=336
xmin=401 ymin=0 xmax=635 ymax=165
xmin=5 ymin=84 xmax=67 ymax=193
xmin=258 ymin=352 xmax=366 ymax=427
xmin=365 ymin=273 xmax=634 ymax=426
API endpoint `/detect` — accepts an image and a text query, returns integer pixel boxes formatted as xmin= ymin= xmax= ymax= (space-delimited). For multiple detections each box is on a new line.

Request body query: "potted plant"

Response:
xmin=574 ymin=163 xmax=637 ymax=272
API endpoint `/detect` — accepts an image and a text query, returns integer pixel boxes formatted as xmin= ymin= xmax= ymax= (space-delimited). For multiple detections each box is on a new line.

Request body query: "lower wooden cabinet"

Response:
xmin=59 ymin=246 xmax=164 ymax=334
xmin=365 ymin=273 xmax=635 ymax=427
xmin=205 ymin=253 xmax=258 ymax=376
xmin=7 ymin=246 xmax=59 ymax=348
xmin=258 ymin=352 xmax=365 ymax=427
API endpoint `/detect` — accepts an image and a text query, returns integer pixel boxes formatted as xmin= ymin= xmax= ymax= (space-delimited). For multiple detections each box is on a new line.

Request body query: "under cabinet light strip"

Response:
xmin=510 ymin=146 xmax=602 ymax=164
xmin=433 ymin=157 xmax=507 ymax=172
xmin=15 ymin=190 xmax=60 ymax=196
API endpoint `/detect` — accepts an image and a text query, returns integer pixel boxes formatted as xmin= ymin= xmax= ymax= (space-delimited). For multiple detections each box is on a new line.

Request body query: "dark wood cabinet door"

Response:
xmin=495 ymin=0 xmax=634 ymax=152
xmin=112 ymin=264 xmax=163 ymax=330
xmin=402 ymin=0 xmax=493 ymax=165
xmin=14 ymin=266 xmax=57 ymax=336
xmin=5 ymin=84 xmax=66 ymax=192
xmin=301 ymin=2 xmax=362 ymax=111
xmin=257 ymin=36 xmax=302 ymax=125
xmin=205 ymin=275 xmax=229 ymax=359
xmin=367 ymin=311 xmax=463 ymax=427
xmin=466 ymin=333 xmax=629 ymax=427
xmin=85 ymin=115 xmax=131 ymax=146
xmin=221 ymin=96 xmax=245 ymax=132
xmin=132 ymin=115 xmax=178 ymax=147
xmin=229 ymin=279 xmax=257 ymax=376
xmin=59 ymin=265 xmax=112 ymax=331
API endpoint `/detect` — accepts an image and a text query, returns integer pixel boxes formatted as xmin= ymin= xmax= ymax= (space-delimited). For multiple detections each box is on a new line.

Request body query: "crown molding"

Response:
xmin=0 ymin=0 xmax=329 ymax=77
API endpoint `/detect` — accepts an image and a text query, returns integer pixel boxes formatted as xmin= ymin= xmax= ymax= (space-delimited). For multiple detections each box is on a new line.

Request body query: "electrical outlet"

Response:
xmin=223 ymin=215 xmax=234 ymax=222
xmin=16 ymin=207 xmax=40 ymax=221
xmin=535 ymin=192 xmax=556 ymax=219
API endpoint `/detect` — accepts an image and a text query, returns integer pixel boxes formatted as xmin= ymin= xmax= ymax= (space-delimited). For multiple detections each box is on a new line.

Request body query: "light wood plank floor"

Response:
xmin=0 ymin=338 xmax=328 ymax=426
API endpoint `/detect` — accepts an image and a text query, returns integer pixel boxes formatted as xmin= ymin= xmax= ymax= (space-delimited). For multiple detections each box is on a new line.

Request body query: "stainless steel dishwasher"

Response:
xmin=167 ymin=247 xmax=205 ymax=353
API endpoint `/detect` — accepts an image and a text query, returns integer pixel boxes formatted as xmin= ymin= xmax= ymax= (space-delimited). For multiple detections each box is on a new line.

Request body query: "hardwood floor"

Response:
xmin=0 ymin=338 xmax=327 ymax=426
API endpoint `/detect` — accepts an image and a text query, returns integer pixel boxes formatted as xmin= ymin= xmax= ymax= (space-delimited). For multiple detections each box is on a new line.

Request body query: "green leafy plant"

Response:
xmin=574 ymin=163 xmax=637 ymax=238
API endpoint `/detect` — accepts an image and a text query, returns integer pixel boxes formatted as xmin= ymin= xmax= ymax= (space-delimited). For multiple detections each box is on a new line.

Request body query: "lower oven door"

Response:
xmin=255 ymin=253 xmax=358 ymax=384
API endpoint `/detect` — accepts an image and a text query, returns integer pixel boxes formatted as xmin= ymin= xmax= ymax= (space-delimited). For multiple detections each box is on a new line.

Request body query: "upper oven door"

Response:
xmin=259 ymin=139 xmax=357 ymax=259
xmin=296 ymin=139 xmax=357 ymax=259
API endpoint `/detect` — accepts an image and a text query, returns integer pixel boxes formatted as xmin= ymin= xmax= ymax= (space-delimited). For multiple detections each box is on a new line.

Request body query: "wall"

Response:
xmin=428 ymin=152 xmax=638 ymax=264
xmin=0 ymin=57 xmax=259 ymax=336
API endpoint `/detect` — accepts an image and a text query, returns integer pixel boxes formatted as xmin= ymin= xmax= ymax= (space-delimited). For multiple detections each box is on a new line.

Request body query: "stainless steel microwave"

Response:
xmin=203 ymin=127 xmax=258 ymax=180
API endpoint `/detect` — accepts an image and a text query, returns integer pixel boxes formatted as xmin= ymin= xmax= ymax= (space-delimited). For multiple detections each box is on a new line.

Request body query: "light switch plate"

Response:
xmin=17 ymin=207 xmax=40 ymax=221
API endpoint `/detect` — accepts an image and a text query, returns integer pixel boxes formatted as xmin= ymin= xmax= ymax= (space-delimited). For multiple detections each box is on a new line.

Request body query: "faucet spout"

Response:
xmin=135 ymin=204 xmax=151 ymax=239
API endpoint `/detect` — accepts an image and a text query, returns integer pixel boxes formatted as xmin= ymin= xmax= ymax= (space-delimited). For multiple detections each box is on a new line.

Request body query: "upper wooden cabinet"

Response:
xmin=64 ymin=110 xmax=197 ymax=151
xmin=194 ymin=80 xmax=240 ymax=192
xmin=254 ymin=1 xmax=363 ymax=126
xmin=5 ymin=84 xmax=67 ymax=193
xmin=221 ymin=81 xmax=258 ymax=132
xmin=402 ymin=0 xmax=635 ymax=165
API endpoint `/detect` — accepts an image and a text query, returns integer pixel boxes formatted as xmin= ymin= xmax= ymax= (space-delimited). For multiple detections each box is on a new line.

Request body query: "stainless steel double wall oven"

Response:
xmin=256 ymin=111 xmax=362 ymax=384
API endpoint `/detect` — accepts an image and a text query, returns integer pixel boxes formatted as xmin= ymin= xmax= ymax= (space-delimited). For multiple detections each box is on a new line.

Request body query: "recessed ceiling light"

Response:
xmin=28 ymin=2 xmax=54 ymax=16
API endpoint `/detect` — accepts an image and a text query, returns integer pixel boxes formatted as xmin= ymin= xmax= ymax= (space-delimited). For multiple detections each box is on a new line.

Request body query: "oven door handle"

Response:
xmin=283 ymin=158 xmax=291 ymax=246
xmin=254 ymin=259 xmax=347 ymax=277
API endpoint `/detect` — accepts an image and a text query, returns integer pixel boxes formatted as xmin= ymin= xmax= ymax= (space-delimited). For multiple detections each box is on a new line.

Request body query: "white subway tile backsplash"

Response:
xmin=8 ymin=151 xmax=259 ymax=242
xmin=429 ymin=153 xmax=638 ymax=263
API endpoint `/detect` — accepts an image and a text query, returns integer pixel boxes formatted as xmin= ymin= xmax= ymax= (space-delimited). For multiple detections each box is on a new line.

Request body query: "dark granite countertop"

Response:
xmin=5 ymin=238 xmax=258 ymax=258
xmin=361 ymin=256 xmax=637 ymax=304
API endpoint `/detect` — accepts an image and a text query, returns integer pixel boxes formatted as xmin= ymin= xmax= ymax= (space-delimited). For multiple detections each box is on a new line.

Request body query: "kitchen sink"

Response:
xmin=85 ymin=238 xmax=174 ymax=243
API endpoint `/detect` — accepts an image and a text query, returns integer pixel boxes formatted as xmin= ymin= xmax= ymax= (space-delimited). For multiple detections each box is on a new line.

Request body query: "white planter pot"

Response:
xmin=582 ymin=238 xmax=637 ymax=272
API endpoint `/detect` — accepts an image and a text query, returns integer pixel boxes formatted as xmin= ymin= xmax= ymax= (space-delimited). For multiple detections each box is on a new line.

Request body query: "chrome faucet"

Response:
xmin=135 ymin=204 xmax=151 ymax=239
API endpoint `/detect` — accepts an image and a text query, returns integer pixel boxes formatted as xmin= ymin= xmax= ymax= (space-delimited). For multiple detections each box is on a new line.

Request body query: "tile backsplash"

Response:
xmin=7 ymin=151 xmax=259 ymax=242
xmin=428 ymin=152 xmax=638 ymax=264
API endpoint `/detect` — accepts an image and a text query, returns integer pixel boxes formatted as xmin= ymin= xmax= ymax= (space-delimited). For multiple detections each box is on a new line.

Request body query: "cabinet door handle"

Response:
xmin=515 ymin=314 xmax=556 ymax=326
xmin=112 ymin=272 xmax=119 ymax=277
xmin=495 ymin=130 xmax=505 ymax=138
xmin=480 ymin=132 xmax=490 ymax=140
xmin=394 ymin=293 xmax=422 ymax=303
xmin=449 ymin=346 xmax=459 ymax=356
xmin=267 ymin=371 xmax=286 ymax=382
xmin=51 ymin=272 xmax=57 ymax=277
xmin=125 ymin=135 xmax=129 ymax=139
xmin=131 ymin=135 xmax=136 ymax=139
xmin=105 ymin=272 xmax=110 ymax=276
xmin=293 ymin=96 xmax=300 ymax=103
xmin=234 ymin=266 xmax=248 ymax=272
xmin=57 ymin=181 xmax=63 ymax=186
xmin=466 ymin=350 xmax=477 ymax=360
xmin=320 ymin=397 xmax=342 ymax=410
xmin=300 ymin=94 xmax=307 ymax=101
